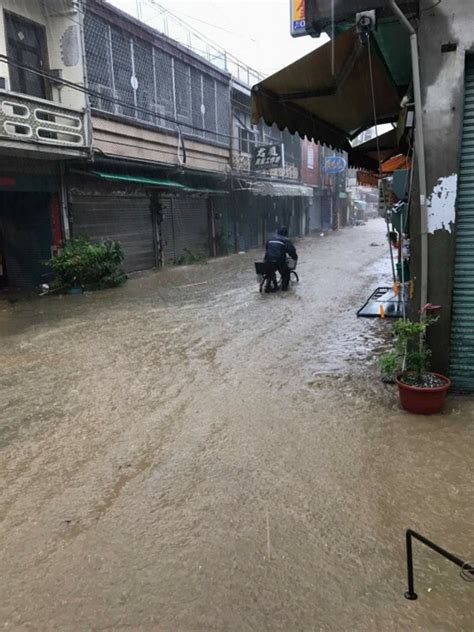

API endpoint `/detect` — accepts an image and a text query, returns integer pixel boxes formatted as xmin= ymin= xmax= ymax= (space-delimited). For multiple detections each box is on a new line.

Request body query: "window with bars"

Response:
xmin=111 ymin=27 xmax=135 ymax=118
xmin=174 ymin=59 xmax=192 ymax=124
xmin=154 ymin=49 xmax=174 ymax=128
xmin=5 ymin=12 xmax=49 ymax=99
xmin=282 ymin=130 xmax=301 ymax=166
xmin=84 ymin=11 xmax=230 ymax=146
xmin=238 ymin=128 xmax=255 ymax=154
xmin=264 ymin=124 xmax=282 ymax=146
xmin=133 ymin=39 xmax=154 ymax=123
xmin=203 ymin=74 xmax=217 ymax=142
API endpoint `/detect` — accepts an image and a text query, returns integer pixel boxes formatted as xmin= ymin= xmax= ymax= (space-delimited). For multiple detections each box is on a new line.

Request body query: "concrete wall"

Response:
xmin=0 ymin=0 xmax=86 ymax=110
xmin=412 ymin=0 xmax=474 ymax=373
xmin=92 ymin=115 xmax=230 ymax=174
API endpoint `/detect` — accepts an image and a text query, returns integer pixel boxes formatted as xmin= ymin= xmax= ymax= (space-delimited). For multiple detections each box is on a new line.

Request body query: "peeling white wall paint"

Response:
xmin=427 ymin=174 xmax=458 ymax=234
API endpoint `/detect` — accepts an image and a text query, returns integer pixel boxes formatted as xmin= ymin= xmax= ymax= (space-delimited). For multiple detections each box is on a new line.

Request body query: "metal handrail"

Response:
xmin=404 ymin=529 xmax=474 ymax=600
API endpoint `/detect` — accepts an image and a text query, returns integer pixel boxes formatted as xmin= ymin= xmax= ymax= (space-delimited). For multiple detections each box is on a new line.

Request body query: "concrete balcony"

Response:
xmin=0 ymin=90 xmax=89 ymax=159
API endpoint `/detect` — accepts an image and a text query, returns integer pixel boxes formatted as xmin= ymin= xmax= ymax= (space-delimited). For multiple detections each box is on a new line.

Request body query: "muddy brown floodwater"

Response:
xmin=1 ymin=219 xmax=473 ymax=631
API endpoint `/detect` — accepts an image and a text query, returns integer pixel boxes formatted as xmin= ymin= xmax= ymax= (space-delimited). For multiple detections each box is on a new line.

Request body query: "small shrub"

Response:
xmin=215 ymin=228 xmax=232 ymax=256
xmin=174 ymin=248 xmax=207 ymax=266
xmin=47 ymin=237 xmax=127 ymax=291
xmin=380 ymin=315 xmax=438 ymax=386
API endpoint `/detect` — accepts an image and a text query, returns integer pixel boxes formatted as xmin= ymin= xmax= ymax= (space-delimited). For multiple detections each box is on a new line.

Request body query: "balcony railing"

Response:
xmin=0 ymin=90 xmax=87 ymax=151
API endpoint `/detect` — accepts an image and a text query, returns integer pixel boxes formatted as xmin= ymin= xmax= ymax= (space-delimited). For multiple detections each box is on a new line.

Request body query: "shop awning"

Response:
xmin=91 ymin=171 xmax=186 ymax=189
xmin=250 ymin=182 xmax=313 ymax=197
xmin=182 ymin=187 xmax=229 ymax=195
xmin=251 ymin=28 xmax=401 ymax=165
xmin=381 ymin=154 xmax=411 ymax=173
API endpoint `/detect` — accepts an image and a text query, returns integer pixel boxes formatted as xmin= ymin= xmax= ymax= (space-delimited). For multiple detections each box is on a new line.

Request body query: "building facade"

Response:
xmin=413 ymin=0 xmax=474 ymax=389
xmin=72 ymin=0 xmax=232 ymax=271
xmin=1 ymin=0 xmax=355 ymax=293
xmin=231 ymin=79 xmax=312 ymax=252
xmin=0 ymin=0 xmax=90 ymax=287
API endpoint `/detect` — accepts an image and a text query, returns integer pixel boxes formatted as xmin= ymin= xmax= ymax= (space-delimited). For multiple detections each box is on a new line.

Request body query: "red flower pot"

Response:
xmin=396 ymin=373 xmax=452 ymax=415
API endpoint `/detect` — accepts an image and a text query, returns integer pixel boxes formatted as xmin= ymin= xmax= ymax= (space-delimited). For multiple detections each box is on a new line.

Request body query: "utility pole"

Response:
xmin=389 ymin=0 xmax=428 ymax=312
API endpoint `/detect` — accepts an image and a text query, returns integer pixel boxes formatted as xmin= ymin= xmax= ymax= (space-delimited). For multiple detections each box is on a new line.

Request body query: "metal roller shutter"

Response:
xmin=449 ymin=56 xmax=474 ymax=392
xmin=212 ymin=195 xmax=235 ymax=256
xmin=159 ymin=195 xmax=175 ymax=265
xmin=0 ymin=191 xmax=52 ymax=287
xmin=69 ymin=185 xmax=155 ymax=273
xmin=159 ymin=194 xmax=210 ymax=265
xmin=236 ymin=193 xmax=260 ymax=251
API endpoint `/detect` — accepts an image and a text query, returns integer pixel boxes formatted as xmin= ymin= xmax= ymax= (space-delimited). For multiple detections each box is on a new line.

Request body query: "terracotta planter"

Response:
xmin=396 ymin=373 xmax=451 ymax=415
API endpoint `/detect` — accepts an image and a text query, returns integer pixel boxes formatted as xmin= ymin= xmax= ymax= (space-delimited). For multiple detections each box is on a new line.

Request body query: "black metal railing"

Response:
xmin=404 ymin=529 xmax=474 ymax=600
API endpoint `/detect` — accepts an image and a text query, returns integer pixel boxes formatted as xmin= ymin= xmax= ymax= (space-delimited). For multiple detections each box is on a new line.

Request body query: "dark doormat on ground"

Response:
xmin=357 ymin=286 xmax=405 ymax=318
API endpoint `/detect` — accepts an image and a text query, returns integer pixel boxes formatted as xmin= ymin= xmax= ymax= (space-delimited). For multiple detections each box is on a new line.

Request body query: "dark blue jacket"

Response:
xmin=264 ymin=234 xmax=298 ymax=263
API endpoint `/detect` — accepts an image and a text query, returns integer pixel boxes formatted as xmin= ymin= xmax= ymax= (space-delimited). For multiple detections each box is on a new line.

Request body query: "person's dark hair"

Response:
xmin=277 ymin=226 xmax=288 ymax=237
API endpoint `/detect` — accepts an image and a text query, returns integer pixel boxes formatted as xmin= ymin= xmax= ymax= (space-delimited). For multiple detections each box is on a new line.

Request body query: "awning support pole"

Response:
xmin=389 ymin=0 xmax=428 ymax=312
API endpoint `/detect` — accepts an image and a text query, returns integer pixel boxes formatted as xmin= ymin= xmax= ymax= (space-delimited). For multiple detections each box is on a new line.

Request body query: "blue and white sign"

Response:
xmin=324 ymin=155 xmax=347 ymax=174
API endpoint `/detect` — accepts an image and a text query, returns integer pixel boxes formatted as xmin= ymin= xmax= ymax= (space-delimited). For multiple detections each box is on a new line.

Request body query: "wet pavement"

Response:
xmin=1 ymin=218 xmax=473 ymax=631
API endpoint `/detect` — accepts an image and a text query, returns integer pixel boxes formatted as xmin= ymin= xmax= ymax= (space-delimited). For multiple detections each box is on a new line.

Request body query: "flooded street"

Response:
xmin=1 ymin=219 xmax=473 ymax=631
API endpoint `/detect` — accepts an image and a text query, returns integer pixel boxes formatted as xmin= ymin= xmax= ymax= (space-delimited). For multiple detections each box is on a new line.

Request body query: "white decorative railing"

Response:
xmin=0 ymin=90 xmax=86 ymax=149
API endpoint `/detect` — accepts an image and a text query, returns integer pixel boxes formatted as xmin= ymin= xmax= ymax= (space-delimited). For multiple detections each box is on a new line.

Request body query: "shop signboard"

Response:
xmin=252 ymin=144 xmax=284 ymax=170
xmin=324 ymin=155 xmax=347 ymax=174
xmin=290 ymin=0 xmax=306 ymax=37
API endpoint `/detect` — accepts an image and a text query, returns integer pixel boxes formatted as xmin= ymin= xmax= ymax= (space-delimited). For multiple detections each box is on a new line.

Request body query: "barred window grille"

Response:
xmin=191 ymin=66 xmax=204 ymax=138
xmin=154 ymin=49 xmax=174 ymax=129
xmin=133 ymin=39 xmax=154 ymax=124
xmin=174 ymin=59 xmax=192 ymax=125
xmin=203 ymin=74 xmax=217 ymax=142
xmin=216 ymin=81 xmax=230 ymax=141
xmin=84 ymin=14 xmax=114 ymax=112
xmin=84 ymin=11 xmax=230 ymax=146
xmin=111 ymin=27 xmax=135 ymax=118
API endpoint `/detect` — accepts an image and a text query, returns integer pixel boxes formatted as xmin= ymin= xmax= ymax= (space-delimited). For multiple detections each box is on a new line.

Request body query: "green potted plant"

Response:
xmin=381 ymin=306 xmax=451 ymax=414
xmin=47 ymin=237 xmax=127 ymax=293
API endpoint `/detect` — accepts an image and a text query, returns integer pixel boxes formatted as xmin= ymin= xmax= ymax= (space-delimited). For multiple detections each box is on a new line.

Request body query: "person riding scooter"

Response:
xmin=264 ymin=226 xmax=298 ymax=291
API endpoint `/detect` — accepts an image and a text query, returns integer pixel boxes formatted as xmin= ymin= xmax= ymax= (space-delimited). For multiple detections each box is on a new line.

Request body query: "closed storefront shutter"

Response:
xmin=69 ymin=182 xmax=155 ymax=273
xmin=159 ymin=195 xmax=209 ymax=265
xmin=322 ymin=196 xmax=332 ymax=230
xmin=212 ymin=195 xmax=235 ymax=256
xmin=159 ymin=195 xmax=175 ymax=265
xmin=449 ymin=57 xmax=474 ymax=392
xmin=0 ymin=191 xmax=52 ymax=287
xmin=309 ymin=194 xmax=322 ymax=232
xmin=236 ymin=193 xmax=261 ymax=251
